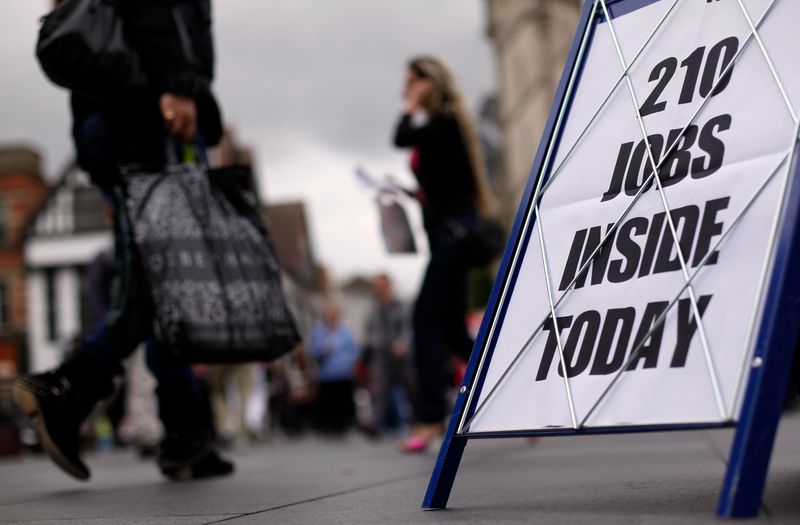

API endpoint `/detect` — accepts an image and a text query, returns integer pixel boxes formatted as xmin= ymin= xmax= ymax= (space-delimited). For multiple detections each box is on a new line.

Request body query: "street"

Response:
xmin=1 ymin=412 xmax=798 ymax=524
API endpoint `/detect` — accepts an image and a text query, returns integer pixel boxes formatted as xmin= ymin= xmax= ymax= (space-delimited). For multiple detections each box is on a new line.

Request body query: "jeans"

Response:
xmin=72 ymin=111 xmax=210 ymax=434
xmin=413 ymin=212 xmax=475 ymax=424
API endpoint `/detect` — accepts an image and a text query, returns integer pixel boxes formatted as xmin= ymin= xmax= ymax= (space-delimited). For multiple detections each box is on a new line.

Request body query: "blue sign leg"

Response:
xmin=716 ymin=335 xmax=796 ymax=518
xmin=717 ymin=154 xmax=800 ymax=518
xmin=422 ymin=423 xmax=468 ymax=509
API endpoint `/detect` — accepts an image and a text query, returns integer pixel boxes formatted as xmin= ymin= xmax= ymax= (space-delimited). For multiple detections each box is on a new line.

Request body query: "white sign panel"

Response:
xmin=465 ymin=0 xmax=800 ymax=433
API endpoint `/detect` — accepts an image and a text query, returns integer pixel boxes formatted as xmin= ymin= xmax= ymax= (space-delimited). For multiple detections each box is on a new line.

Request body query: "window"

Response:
xmin=0 ymin=280 xmax=9 ymax=332
xmin=0 ymin=199 xmax=7 ymax=247
xmin=44 ymin=269 xmax=57 ymax=342
xmin=73 ymin=188 xmax=109 ymax=232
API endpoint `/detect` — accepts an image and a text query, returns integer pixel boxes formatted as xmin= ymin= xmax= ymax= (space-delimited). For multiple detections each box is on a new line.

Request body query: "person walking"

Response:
xmin=309 ymin=303 xmax=360 ymax=435
xmin=362 ymin=274 xmax=414 ymax=435
xmin=393 ymin=56 xmax=495 ymax=452
xmin=14 ymin=0 xmax=231 ymax=481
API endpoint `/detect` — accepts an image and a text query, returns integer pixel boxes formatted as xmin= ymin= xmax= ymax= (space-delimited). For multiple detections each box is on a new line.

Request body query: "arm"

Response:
xmin=122 ymin=0 xmax=215 ymax=141
xmin=307 ymin=325 xmax=324 ymax=358
xmin=393 ymin=112 xmax=454 ymax=149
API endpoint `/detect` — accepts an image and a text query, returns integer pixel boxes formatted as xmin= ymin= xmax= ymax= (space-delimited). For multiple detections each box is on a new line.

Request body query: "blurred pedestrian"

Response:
xmin=362 ymin=274 xmax=414 ymax=435
xmin=15 ymin=0 xmax=232 ymax=481
xmin=269 ymin=346 xmax=316 ymax=436
xmin=393 ymin=56 xmax=495 ymax=452
xmin=309 ymin=303 xmax=360 ymax=435
xmin=209 ymin=363 xmax=264 ymax=443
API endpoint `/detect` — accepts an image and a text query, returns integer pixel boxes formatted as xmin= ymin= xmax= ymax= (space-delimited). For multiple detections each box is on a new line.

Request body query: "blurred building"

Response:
xmin=337 ymin=276 xmax=374 ymax=345
xmin=23 ymin=165 xmax=111 ymax=372
xmin=485 ymin=0 xmax=581 ymax=224
xmin=0 ymin=147 xmax=50 ymax=378
xmin=478 ymin=94 xmax=505 ymax=195
xmin=262 ymin=201 xmax=323 ymax=339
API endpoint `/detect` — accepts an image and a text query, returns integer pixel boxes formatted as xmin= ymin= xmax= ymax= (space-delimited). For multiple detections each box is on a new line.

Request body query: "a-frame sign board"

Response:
xmin=423 ymin=0 xmax=800 ymax=518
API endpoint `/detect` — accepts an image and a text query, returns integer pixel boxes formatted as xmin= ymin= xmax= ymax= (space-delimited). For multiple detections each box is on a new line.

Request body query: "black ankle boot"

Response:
xmin=157 ymin=431 xmax=234 ymax=481
xmin=15 ymin=371 xmax=94 ymax=480
xmin=157 ymin=398 xmax=234 ymax=481
xmin=14 ymin=356 xmax=118 ymax=481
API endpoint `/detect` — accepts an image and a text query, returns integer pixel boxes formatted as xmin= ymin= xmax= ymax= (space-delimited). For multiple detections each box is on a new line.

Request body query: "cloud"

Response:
xmin=0 ymin=1 xmax=72 ymax=172
xmin=212 ymin=0 xmax=494 ymax=157
xmin=0 ymin=0 xmax=495 ymax=295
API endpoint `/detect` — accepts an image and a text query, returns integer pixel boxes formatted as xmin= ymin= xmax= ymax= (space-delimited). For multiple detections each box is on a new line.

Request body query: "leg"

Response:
xmin=328 ymin=380 xmax=352 ymax=433
xmin=412 ymin=259 xmax=452 ymax=425
xmin=146 ymin=342 xmax=234 ymax=480
xmin=315 ymin=382 xmax=333 ymax=433
xmin=208 ymin=366 xmax=230 ymax=438
xmin=342 ymin=379 xmax=355 ymax=431
xmin=235 ymin=365 xmax=255 ymax=438
xmin=146 ymin=342 xmax=211 ymax=438
xmin=369 ymin=356 xmax=389 ymax=432
xmin=400 ymin=254 xmax=453 ymax=452
xmin=412 ymin=237 xmax=470 ymax=424
xmin=14 ymin=185 xmax=150 ymax=480
xmin=125 ymin=345 xmax=160 ymax=454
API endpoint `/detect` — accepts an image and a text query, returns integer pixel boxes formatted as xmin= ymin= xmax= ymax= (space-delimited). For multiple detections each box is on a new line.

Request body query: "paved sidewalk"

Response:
xmin=0 ymin=412 xmax=798 ymax=524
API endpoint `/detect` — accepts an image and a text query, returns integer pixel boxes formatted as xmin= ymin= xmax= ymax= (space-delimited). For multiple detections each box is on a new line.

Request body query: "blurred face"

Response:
xmin=404 ymin=68 xmax=435 ymax=108
xmin=373 ymin=275 xmax=392 ymax=303
xmin=323 ymin=304 xmax=340 ymax=327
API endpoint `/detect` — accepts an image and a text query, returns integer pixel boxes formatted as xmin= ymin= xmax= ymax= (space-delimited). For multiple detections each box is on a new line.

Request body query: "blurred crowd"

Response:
xmin=6 ymin=271 xmax=456 ymax=457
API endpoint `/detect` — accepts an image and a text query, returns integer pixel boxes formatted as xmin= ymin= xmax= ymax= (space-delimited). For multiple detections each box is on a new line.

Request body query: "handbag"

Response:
xmin=123 ymin=148 xmax=301 ymax=363
xmin=446 ymin=215 xmax=506 ymax=267
xmin=36 ymin=0 xmax=146 ymax=95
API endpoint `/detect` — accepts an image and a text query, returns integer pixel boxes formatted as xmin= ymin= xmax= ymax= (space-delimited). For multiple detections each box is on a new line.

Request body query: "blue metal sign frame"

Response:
xmin=422 ymin=0 xmax=800 ymax=517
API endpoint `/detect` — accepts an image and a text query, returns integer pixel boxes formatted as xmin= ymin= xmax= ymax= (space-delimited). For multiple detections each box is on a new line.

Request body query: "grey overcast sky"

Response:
xmin=0 ymin=1 xmax=496 ymax=297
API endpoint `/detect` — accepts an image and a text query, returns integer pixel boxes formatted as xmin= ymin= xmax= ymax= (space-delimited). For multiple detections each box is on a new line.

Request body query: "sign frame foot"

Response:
xmin=717 ymin=145 xmax=800 ymax=518
xmin=422 ymin=429 xmax=468 ymax=510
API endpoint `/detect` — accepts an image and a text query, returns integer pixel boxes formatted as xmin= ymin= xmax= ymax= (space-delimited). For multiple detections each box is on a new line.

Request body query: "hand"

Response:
xmin=160 ymin=93 xmax=197 ymax=142
xmin=404 ymin=77 xmax=434 ymax=113
xmin=391 ymin=343 xmax=408 ymax=359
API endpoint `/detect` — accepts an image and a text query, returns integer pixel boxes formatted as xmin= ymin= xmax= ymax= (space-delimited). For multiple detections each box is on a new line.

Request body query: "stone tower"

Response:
xmin=486 ymin=0 xmax=582 ymax=224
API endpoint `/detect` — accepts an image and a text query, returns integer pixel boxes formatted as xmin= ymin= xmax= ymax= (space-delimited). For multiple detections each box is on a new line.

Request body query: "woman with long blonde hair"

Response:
xmin=393 ymin=56 xmax=494 ymax=452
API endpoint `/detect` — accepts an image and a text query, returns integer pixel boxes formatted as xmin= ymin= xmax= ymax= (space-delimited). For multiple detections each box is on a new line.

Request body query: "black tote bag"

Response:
xmin=446 ymin=215 xmax=506 ymax=268
xmin=123 ymin=160 xmax=301 ymax=363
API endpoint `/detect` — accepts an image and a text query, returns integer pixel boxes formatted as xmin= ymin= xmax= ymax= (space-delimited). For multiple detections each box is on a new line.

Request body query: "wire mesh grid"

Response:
xmin=460 ymin=0 xmax=800 ymax=435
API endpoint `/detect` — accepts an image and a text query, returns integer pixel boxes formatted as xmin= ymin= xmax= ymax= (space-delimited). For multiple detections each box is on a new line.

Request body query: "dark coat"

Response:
xmin=393 ymin=111 xmax=476 ymax=230
xmin=71 ymin=0 xmax=222 ymax=147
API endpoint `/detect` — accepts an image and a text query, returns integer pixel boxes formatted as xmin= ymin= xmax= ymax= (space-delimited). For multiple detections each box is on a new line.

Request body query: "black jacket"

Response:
xmin=71 ymin=0 xmax=222 ymax=146
xmin=122 ymin=0 xmax=214 ymax=99
xmin=394 ymin=111 xmax=476 ymax=229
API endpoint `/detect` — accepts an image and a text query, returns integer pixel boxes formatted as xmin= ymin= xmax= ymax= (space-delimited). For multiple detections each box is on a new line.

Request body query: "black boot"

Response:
xmin=13 ymin=355 xmax=118 ymax=481
xmin=157 ymin=431 xmax=234 ymax=480
xmin=156 ymin=398 xmax=234 ymax=481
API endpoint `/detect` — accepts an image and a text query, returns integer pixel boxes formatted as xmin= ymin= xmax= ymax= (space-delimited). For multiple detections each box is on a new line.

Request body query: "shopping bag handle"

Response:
xmin=165 ymin=136 xmax=209 ymax=168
